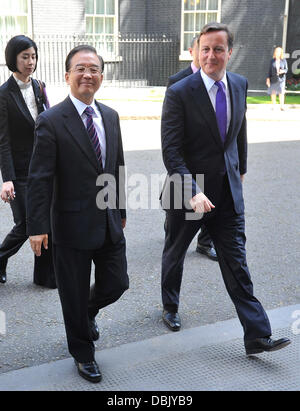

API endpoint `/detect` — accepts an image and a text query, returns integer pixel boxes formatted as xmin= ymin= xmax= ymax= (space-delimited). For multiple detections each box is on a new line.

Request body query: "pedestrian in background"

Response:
xmin=0 ymin=35 xmax=56 ymax=288
xmin=266 ymin=46 xmax=288 ymax=111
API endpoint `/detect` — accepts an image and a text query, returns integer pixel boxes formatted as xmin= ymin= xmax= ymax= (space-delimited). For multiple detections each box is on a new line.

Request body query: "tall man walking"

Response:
xmin=160 ymin=23 xmax=290 ymax=355
xmin=27 ymin=45 xmax=129 ymax=382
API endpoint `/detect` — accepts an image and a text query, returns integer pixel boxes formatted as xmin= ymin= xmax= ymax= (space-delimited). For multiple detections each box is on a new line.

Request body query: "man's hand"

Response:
xmin=189 ymin=192 xmax=215 ymax=214
xmin=29 ymin=234 xmax=48 ymax=257
xmin=121 ymin=218 xmax=126 ymax=229
xmin=240 ymin=174 xmax=245 ymax=183
xmin=1 ymin=181 xmax=15 ymax=203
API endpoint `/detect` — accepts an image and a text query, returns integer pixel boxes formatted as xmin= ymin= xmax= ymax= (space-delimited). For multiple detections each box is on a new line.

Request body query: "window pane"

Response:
xmin=196 ymin=13 xmax=206 ymax=30
xmin=5 ymin=16 xmax=15 ymax=32
xmin=197 ymin=0 xmax=206 ymax=10
xmin=184 ymin=13 xmax=194 ymax=31
xmin=106 ymin=0 xmax=115 ymax=14
xmin=105 ymin=17 xmax=114 ymax=33
xmin=17 ymin=0 xmax=28 ymax=13
xmin=95 ymin=16 xmax=104 ymax=33
xmin=86 ymin=0 xmax=94 ymax=14
xmin=184 ymin=0 xmax=195 ymax=11
xmin=208 ymin=0 xmax=218 ymax=10
xmin=96 ymin=0 xmax=105 ymax=14
xmin=16 ymin=16 xmax=27 ymax=33
xmin=207 ymin=12 xmax=217 ymax=22
xmin=86 ymin=16 xmax=94 ymax=33
xmin=184 ymin=33 xmax=194 ymax=50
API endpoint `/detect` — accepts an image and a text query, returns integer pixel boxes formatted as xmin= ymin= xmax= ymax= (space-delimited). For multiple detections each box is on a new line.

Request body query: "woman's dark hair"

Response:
xmin=5 ymin=35 xmax=38 ymax=73
xmin=65 ymin=45 xmax=104 ymax=73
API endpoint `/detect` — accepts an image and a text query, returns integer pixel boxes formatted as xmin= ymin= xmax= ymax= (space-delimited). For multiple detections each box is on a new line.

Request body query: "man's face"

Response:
xmin=198 ymin=30 xmax=232 ymax=81
xmin=65 ymin=51 xmax=103 ymax=103
xmin=189 ymin=41 xmax=200 ymax=69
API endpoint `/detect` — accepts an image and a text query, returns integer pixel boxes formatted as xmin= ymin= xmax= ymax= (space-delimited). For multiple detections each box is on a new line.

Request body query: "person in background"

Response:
xmin=166 ymin=36 xmax=217 ymax=261
xmin=0 ymin=35 xmax=55 ymax=288
xmin=266 ymin=46 xmax=288 ymax=111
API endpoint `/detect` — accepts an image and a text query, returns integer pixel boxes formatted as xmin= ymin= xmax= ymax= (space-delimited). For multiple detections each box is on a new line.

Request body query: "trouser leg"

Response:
xmin=52 ymin=244 xmax=95 ymax=363
xmin=206 ymin=178 xmax=271 ymax=340
xmin=88 ymin=233 xmax=129 ymax=318
xmin=161 ymin=211 xmax=201 ymax=312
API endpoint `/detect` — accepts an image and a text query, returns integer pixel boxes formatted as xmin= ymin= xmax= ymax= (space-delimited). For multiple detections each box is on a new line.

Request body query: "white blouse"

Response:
xmin=13 ymin=74 xmax=38 ymax=122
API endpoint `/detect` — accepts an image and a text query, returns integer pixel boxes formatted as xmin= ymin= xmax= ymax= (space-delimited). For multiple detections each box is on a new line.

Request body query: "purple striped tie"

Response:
xmin=84 ymin=106 xmax=103 ymax=167
xmin=215 ymin=81 xmax=227 ymax=144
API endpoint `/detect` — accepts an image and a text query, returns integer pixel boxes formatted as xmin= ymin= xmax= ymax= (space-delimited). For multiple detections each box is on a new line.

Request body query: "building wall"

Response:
xmin=28 ymin=0 xmax=291 ymax=89
xmin=286 ymin=0 xmax=300 ymax=77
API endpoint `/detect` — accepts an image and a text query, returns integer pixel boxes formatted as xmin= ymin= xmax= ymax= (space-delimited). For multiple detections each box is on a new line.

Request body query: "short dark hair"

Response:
xmin=65 ymin=45 xmax=104 ymax=73
xmin=198 ymin=22 xmax=234 ymax=50
xmin=5 ymin=35 xmax=38 ymax=73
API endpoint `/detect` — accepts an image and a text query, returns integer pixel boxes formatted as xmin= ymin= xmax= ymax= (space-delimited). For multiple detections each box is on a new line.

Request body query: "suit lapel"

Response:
xmin=190 ymin=73 xmax=224 ymax=151
xmin=62 ymin=97 xmax=102 ymax=173
xmin=8 ymin=75 xmax=35 ymax=127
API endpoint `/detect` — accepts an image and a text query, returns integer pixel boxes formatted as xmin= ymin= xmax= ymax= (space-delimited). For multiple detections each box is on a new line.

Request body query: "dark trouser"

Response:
xmin=0 ymin=178 xmax=56 ymax=288
xmin=161 ymin=177 xmax=271 ymax=341
xmin=197 ymin=225 xmax=214 ymax=248
xmin=52 ymin=231 xmax=129 ymax=363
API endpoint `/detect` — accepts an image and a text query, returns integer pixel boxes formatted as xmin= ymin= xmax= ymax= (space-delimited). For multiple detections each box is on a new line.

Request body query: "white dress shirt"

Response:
xmin=69 ymin=93 xmax=106 ymax=169
xmin=200 ymin=70 xmax=231 ymax=133
xmin=13 ymin=74 xmax=38 ymax=122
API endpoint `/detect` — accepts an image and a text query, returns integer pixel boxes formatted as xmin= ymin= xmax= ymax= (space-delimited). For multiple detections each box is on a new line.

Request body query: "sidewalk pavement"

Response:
xmin=46 ymin=85 xmax=300 ymax=121
xmin=0 ymin=304 xmax=299 ymax=391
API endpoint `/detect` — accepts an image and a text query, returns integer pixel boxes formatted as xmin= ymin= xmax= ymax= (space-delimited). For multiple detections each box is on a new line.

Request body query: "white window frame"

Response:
xmin=85 ymin=0 xmax=119 ymax=61
xmin=180 ymin=0 xmax=222 ymax=61
xmin=0 ymin=0 xmax=32 ymax=37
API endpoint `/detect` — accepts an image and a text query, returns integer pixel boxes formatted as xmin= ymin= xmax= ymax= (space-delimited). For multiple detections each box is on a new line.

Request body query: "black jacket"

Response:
xmin=0 ymin=75 xmax=46 ymax=182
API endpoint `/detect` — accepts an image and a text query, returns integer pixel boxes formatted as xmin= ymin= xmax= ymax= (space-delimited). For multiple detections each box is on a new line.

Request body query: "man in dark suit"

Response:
xmin=167 ymin=36 xmax=217 ymax=261
xmin=27 ymin=45 xmax=129 ymax=383
xmin=160 ymin=23 xmax=290 ymax=356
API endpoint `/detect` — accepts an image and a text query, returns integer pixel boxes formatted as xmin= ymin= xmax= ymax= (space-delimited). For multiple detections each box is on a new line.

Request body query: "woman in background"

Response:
xmin=0 ymin=35 xmax=56 ymax=288
xmin=266 ymin=46 xmax=288 ymax=111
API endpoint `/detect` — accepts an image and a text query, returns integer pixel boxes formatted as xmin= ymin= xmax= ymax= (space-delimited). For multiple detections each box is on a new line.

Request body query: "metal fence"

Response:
xmin=0 ymin=33 xmax=179 ymax=87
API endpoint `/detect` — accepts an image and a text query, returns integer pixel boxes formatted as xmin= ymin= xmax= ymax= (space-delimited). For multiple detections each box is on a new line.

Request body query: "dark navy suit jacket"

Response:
xmin=161 ymin=70 xmax=247 ymax=216
xmin=27 ymin=97 xmax=126 ymax=250
xmin=167 ymin=65 xmax=193 ymax=89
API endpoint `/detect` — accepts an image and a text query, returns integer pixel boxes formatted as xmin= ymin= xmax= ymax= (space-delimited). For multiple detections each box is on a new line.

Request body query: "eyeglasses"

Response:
xmin=70 ymin=65 xmax=102 ymax=75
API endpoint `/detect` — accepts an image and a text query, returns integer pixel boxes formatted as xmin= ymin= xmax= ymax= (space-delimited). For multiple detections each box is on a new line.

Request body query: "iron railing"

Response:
xmin=0 ymin=33 xmax=179 ymax=87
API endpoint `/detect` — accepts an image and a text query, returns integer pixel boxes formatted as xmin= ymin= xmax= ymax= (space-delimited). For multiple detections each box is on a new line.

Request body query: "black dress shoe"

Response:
xmin=162 ymin=310 xmax=181 ymax=331
xmin=89 ymin=318 xmax=99 ymax=341
xmin=196 ymin=244 xmax=218 ymax=261
xmin=245 ymin=337 xmax=291 ymax=355
xmin=74 ymin=360 xmax=102 ymax=383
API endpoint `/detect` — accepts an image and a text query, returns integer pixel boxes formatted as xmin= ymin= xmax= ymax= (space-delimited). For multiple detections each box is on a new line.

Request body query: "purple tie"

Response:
xmin=215 ymin=81 xmax=227 ymax=143
xmin=84 ymin=106 xmax=103 ymax=168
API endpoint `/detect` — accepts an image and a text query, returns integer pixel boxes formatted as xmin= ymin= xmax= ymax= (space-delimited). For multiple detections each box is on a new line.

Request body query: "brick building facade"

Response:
xmin=1 ymin=0 xmax=299 ymax=90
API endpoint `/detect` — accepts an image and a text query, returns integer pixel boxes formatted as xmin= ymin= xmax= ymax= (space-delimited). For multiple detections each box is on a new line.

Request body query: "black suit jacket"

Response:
xmin=268 ymin=58 xmax=288 ymax=84
xmin=27 ymin=97 xmax=126 ymax=250
xmin=161 ymin=71 xmax=247 ymax=216
xmin=167 ymin=65 xmax=193 ymax=89
xmin=0 ymin=75 xmax=45 ymax=182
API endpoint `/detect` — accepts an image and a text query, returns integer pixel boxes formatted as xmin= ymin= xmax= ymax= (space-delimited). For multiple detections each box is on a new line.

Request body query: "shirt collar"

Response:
xmin=200 ymin=70 xmax=228 ymax=92
xmin=69 ymin=93 xmax=98 ymax=117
